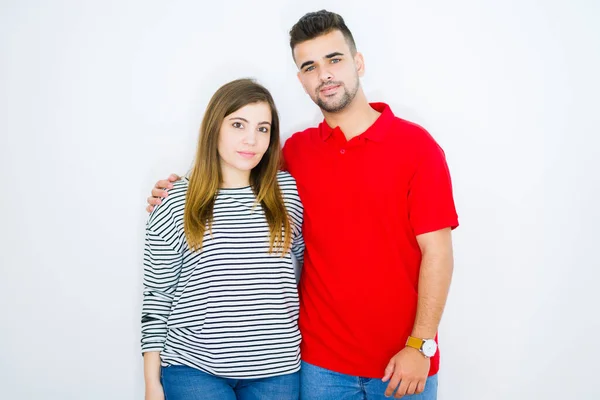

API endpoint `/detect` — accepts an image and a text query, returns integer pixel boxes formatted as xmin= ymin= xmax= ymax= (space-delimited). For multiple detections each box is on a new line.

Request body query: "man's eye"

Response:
xmin=331 ymin=58 xmax=341 ymax=64
xmin=232 ymin=122 xmax=243 ymax=128
xmin=305 ymin=66 xmax=315 ymax=72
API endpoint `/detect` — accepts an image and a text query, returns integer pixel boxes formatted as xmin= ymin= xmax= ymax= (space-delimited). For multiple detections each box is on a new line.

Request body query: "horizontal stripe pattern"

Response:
xmin=141 ymin=171 xmax=304 ymax=378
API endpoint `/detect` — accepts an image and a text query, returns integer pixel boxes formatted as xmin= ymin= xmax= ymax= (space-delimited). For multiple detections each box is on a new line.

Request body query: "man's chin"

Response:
xmin=317 ymin=99 xmax=347 ymax=113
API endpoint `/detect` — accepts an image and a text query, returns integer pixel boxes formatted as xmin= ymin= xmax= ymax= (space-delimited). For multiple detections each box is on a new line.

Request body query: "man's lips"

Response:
xmin=320 ymin=84 xmax=340 ymax=95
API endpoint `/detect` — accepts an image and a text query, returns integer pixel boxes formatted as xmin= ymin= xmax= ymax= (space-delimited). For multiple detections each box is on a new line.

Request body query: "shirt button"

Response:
xmin=340 ymin=149 xmax=346 ymax=154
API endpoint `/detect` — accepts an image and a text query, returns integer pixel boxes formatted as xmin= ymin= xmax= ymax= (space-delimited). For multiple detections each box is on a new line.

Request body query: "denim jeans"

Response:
xmin=161 ymin=364 xmax=299 ymax=400
xmin=299 ymin=361 xmax=438 ymax=400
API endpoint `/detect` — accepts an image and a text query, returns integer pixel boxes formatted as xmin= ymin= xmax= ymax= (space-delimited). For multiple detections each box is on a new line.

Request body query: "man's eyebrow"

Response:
xmin=325 ymin=52 xmax=344 ymax=58
xmin=300 ymin=52 xmax=345 ymax=70
xmin=300 ymin=60 xmax=314 ymax=70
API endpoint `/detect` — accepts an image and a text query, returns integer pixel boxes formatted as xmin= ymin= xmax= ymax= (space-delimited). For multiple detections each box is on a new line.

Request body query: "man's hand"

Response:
xmin=146 ymin=174 xmax=181 ymax=213
xmin=382 ymin=347 xmax=430 ymax=398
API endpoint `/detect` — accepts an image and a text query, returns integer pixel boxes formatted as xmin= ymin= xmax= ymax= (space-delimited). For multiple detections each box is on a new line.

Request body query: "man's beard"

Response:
xmin=315 ymin=78 xmax=359 ymax=113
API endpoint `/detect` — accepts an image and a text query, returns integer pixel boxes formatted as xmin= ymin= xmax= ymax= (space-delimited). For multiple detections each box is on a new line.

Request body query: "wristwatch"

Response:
xmin=405 ymin=336 xmax=437 ymax=358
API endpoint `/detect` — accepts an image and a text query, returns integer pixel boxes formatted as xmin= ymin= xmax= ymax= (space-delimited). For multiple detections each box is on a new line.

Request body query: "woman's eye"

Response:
xmin=232 ymin=122 xmax=243 ymax=129
xmin=258 ymin=127 xmax=269 ymax=133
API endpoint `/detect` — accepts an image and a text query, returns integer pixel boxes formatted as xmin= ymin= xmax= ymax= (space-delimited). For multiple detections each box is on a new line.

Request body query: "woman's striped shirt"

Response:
xmin=141 ymin=171 xmax=304 ymax=379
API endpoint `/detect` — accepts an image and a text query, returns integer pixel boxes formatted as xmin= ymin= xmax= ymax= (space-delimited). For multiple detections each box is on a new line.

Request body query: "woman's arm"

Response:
xmin=143 ymin=351 xmax=164 ymax=399
xmin=141 ymin=224 xmax=183 ymax=398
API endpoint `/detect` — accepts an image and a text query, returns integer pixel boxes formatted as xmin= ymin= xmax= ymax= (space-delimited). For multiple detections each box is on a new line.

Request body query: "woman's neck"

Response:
xmin=220 ymin=164 xmax=251 ymax=188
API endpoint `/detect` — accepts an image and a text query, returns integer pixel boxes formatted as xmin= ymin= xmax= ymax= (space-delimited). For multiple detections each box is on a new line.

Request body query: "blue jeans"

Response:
xmin=300 ymin=361 xmax=438 ymax=400
xmin=161 ymin=364 xmax=299 ymax=400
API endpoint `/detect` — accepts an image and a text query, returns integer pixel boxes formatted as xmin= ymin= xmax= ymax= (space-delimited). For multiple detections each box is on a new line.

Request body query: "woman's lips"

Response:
xmin=237 ymin=151 xmax=256 ymax=159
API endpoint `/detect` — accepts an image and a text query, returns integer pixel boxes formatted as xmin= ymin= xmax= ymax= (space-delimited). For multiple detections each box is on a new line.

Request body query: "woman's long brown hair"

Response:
xmin=184 ymin=78 xmax=291 ymax=255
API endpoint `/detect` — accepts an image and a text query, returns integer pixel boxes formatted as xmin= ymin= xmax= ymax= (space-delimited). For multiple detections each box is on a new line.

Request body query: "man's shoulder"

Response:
xmin=391 ymin=116 xmax=433 ymax=141
xmin=282 ymin=125 xmax=321 ymax=172
xmin=284 ymin=125 xmax=319 ymax=150
xmin=387 ymin=115 xmax=443 ymax=153
xmin=387 ymin=117 xmax=449 ymax=170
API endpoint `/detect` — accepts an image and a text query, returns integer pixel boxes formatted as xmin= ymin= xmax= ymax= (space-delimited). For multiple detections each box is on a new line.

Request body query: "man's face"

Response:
xmin=293 ymin=30 xmax=364 ymax=113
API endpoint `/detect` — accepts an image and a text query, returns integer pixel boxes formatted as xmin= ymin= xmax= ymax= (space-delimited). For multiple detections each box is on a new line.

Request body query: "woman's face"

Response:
xmin=217 ymin=102 xmax=272 ymax=182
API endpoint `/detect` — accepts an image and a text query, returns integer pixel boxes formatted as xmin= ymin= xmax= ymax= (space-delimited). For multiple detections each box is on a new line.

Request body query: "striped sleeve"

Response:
xmin=141 ymin=227 xmax=183 ymax=353
xmin=140 ymin=181 xmax=187 ymax=353
xmin=278 ymin=171 xmax=305 ymax=268
xmin=291 ymin=223 xmax=305 ymax=268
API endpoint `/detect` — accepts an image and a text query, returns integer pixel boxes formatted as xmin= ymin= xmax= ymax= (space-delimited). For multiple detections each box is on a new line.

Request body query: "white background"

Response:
xmin=1 ymin=0 xmax=599 ymax=399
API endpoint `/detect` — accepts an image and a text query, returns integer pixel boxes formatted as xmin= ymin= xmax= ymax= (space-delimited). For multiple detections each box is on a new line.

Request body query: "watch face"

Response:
xmin=422 ymin=339 xmax=437 ymax=357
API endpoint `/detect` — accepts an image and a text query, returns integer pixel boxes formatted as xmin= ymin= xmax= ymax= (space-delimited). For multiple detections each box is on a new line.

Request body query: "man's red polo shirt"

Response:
xmin=282 ymin=103 xmax=459 ymax=378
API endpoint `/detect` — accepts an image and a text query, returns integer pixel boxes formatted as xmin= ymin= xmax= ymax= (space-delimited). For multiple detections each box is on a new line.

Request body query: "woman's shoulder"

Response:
xmin=276 ymin=171 xmax=303 ymax=227
xmin=276 ymin=171 xmax=301 ymax=210
xmin=147 ymin=178 xmax=189 ymax=230
xmin=276 ymin=170 xmax=298 ymax=192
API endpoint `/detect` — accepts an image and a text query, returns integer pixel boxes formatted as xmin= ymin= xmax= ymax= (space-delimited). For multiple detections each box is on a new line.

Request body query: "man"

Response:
xmin=146 ymin=10 xmax=458 ymax=400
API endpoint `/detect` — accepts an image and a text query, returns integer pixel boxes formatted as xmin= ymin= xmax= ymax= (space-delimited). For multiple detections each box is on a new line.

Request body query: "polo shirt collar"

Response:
xmin=319 ymin=102 xmax=394 ymax=142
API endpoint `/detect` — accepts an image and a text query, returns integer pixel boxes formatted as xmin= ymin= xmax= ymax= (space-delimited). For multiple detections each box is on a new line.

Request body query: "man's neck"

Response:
xmin=322 ymin=90 xmax=381 ymax=141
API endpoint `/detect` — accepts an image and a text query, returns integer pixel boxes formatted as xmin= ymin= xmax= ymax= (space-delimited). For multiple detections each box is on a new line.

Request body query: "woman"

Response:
xmin=141 ymin=79 xmax=304 ymax=400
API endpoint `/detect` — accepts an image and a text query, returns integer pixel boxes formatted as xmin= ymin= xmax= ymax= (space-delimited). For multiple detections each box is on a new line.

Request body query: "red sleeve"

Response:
xmin=281 ymin=141 xmax=290 ymax=172
xmin=281 ymin=134 xmax=299 ymax=174
xmin=407 ymin=139 xmax=459 ymax=236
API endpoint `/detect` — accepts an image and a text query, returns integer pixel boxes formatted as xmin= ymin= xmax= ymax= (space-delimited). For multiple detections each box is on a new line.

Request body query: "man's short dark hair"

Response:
xmin=289 ymin=10 xmax=357 ymax=55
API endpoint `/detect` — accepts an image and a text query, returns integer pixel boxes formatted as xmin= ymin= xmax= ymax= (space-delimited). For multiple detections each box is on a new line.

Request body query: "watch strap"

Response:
xmin=405 ymin=336 xmax=424 ymax=351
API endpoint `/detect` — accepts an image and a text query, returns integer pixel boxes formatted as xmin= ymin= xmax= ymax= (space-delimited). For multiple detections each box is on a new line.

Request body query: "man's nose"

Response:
xmin=319 ymin=67 xmax=333 ymax=83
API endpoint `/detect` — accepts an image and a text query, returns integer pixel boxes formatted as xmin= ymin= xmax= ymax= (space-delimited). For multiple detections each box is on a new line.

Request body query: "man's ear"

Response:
xmin=354 ymin=51 xmax=365 ymax=77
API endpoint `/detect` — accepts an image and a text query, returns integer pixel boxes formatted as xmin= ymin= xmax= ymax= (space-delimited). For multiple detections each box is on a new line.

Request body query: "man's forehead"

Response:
xmin=293 ymin=30 xmax=349 ymax=62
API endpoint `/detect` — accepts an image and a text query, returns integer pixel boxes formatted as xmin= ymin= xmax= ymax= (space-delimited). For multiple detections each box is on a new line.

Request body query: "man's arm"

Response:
xmin=383 ymin=227 xmax=454 ymax=398
xmin=411 ymin=227 xmax=454 ymax=339
xmin=146 ymin=174 xmax=180 ymax=213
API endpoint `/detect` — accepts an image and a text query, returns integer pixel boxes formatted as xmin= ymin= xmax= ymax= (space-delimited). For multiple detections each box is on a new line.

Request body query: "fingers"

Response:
xmin=394 ymin=377 xmax=409 ymax=398
xmin=382 ymin=359 xmax=395 ymax=382
xmin=384 ymin=370 xmax=402 ymax=397
xmin=405 ymin=380 xmax=418 ymax=396
xmin=147 ymin=196 xmax=163 ymax=206
xmin=154 ymin=179 xmax=174 ymax=191
xmin=147 ymin=177 xmax=174 ymax=213
xmin=146 ymin=197 xmax=161 ymax=213
xmin=391 ymin=377 xmax=426 ymax=398
xmin=150 ymin=174 xmax=179 ymax=203
xmin=416 ymin=380 xmax=426 ymax=394
xmin=151 ymin=187 xmax=170 ymax=198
